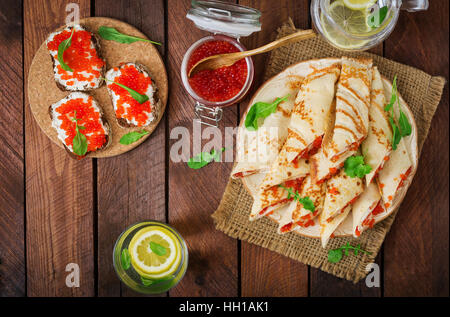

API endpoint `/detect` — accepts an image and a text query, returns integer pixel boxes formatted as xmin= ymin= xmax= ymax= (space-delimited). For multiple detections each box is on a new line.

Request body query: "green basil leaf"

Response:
xmin=149 ymin=241 xmax=167 ymax=256
xmin=98 ymin=26 xmax=161 ymax=46
xmin=57 ymin=28 xmax=75 ymax=72
xmin=187 ymin=148 xmax=224 ymax=169
xmin=72 ymin=131 xmax=88 ymax=156
xmin=367 ymin=6 xmax=388 ymax=28
xmin=389 ymin=117 xmax=401 ymax=150
xmin=105 ymin=79 xmax=149 ymax=104
xmin=398 ymin=111 xmax=412 ymax=137
xmin=245 ymin=95 xmax=289 ymax=131
xmin=121 ymin=248 xmax=131 ymax=270
xmin=344 ymin=155 xmax=371 ymax=178
xmin=298 ymin=197 xmax=315 ymax=213
xmin=119 ymin=130 xmax=149 ymax=145
xmin=328 ymin=249 xmax=343 ymax=263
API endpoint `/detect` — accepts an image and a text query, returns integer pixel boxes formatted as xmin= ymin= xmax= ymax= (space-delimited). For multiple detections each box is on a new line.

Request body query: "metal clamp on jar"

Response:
xmin=180 ymin=0 xmax=261 ymax=127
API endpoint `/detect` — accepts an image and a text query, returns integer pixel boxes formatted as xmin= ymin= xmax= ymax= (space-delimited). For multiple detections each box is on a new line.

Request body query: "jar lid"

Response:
xmin=186 ymin=0 xmax=261 ymax=38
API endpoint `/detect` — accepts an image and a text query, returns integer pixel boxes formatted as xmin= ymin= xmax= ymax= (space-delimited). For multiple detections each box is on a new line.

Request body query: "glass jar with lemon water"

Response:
xmin=113 ymin=221 xmax=188 ymax=294
xmin=311 ymin=0 xmax=428 ymax=51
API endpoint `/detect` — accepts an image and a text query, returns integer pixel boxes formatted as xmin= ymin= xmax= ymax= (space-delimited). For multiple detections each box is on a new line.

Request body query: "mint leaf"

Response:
xmin=57 ymin=27 xmax=75 ymax=72
xmin=149 ymin=241 xmax=167 ymax=256
xmin=328 ymin=249 xmax=343 ymax=263
xmin=119 ymin=130 xmax=149 ymax=145
xmin=121 ymin=248 xmax=131 ymax=270
xmin=367 ymin=6 xmax=388 ymax=28
xmin=98 ymin=26 xmax=161 ymax=46
xmin=344 ymin=155 xmax=372 ymax=178
xmin=141 ymin=276 xmax=155 ymax=286
xmin=245 ymin=95 xmax=289 ymax=131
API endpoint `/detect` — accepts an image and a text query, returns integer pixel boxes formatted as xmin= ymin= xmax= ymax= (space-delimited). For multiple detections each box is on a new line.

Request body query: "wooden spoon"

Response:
xmin=188 ymin=29 xmax=316 ymax=78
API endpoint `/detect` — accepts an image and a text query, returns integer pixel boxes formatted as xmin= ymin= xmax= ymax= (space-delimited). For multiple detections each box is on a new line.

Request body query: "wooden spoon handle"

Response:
xmin=238 ymin=29 xmax=316 ymax=58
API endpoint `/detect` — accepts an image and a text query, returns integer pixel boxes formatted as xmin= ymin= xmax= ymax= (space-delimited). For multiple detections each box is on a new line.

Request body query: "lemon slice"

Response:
xmin=320 ymin=0 xmax=371 ymax=49
xmin=129 ymin=226 xmax=181 ymax=278
xmin=343 ymin=0 xmax=377 ymax=10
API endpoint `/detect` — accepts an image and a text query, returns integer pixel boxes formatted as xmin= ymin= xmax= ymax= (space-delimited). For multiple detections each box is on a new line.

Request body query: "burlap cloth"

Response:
xmin=212 ymin=20 xmax=446 ymax=283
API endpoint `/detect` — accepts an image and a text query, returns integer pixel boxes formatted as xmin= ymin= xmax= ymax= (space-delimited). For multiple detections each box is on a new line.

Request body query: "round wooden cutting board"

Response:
xmin=239 ymin=58 xmax=419 ymax=239
xmin=27 ymin=17 xmax=168 ymax=158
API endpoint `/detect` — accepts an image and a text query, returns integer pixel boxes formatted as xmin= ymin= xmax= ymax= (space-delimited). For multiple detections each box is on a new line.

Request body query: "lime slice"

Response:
xmin=129 ymin=226 xmax=181 ymax=278
xmin=343 ymin=0 xmax=377 ymax=10
xmin=320 ymin=0 xmax=371 ymax=49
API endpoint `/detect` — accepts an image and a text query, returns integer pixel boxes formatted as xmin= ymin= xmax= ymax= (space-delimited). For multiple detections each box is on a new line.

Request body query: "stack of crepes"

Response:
xmin=232 ymin=57 xmax=414 ymax=248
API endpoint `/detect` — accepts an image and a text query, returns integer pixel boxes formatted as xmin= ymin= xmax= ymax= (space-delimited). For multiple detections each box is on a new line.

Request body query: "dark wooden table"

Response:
xmin=0 ymin=0 xmax=448 ymax=297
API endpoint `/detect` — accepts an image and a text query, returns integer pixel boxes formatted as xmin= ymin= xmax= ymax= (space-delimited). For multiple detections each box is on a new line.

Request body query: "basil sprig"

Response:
xmin=120 ymin=130 xmax=149 ymax=145
xmin=58 ymin=27 xmax=75 ymax=72
xmin=103 ymin=78 xmax=149 ymax=104
xmin=328 ymin=242 xmax=371 ymax=263
xmin=367 ymin=6 xmax=388 ymax=28
xmin=187 ymin=147 xmax=225 ymax=169
xmin=278 ymin=184 xmax=315 ymax=213
xmin=71 ymin=110 xmax=88 ymax=156
xmin=384 ymin=75 xmax=412 ymax=150
xmin=245 ymin=95 xmax=290 ymax=131
xmin=121 ymin=248 xmax=131 ymax=270
xmin=98 ymin=26 xmax=161 ymax=46
xmin=344 ymin=155 xmax=372 ymax=178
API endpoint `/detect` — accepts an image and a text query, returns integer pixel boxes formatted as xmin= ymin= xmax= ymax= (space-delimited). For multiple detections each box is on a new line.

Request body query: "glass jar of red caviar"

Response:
xmin=181 ymin=0 xmax=261 ymax=127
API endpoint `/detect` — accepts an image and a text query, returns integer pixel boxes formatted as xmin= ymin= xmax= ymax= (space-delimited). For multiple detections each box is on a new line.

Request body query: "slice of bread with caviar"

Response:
xmin=105 ymin=62 xmax=160 ymax=128
xmin=46 ymin=24 xmax=106 ymax=91
xmin=49 ymin=92 xmax=111 ymax=159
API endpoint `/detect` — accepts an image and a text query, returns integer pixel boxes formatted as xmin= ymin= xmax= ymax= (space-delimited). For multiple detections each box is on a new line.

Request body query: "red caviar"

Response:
xmin=55 ymin=96 xmax=106 ymax=153
xmin=187 ymin=41 xmax=248 ymax=102
xmin=47 ymin=28 xmax=105 ymax=82
xmin=108 ymin=65 xmax=152 ymax=127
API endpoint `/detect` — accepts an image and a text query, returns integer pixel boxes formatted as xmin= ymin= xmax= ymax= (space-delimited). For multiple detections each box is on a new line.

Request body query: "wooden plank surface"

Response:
xmin=238 ymin=0 xmax=310 ymax=297
xmin=24 ymin=0 xmax=95 ymax=296
xmin=95 ymin=0 xmax=167 ymax=297
xmin=0 ymin=0 xmax=25 ymax=297
xmin=383 ymin=1 xmax=449 ymax=297
xmin=167 ymin=0 xmax=238 ymax=297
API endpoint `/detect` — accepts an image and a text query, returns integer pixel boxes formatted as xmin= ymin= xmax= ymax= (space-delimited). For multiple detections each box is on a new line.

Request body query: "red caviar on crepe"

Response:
xmin=310 ymin=148 xmax=356 ymax=185
xmin=319 ymin=164 xmax=364 ymax=247
xmin=105 ymin=62 xmax=159 ymax=127
xmin=280 ymin=62 xmax=340 ymax=163
xmin=46 ymin=24 xmax=105 ymax=91
xmin=258 ymin=151 xmax=310 ymax=190
xmin=320 ymin=205 xmax=352 ymax=248
xmin=278 ymin=175 xmax=326 ymax=234
xmin=352 ymin=181 xmax=383 ymax=238
xmin=324 ymin=57 xmax=372 ymax=162
xmin=361 ymin=67 xmax=393 ymax=185
xmin=377 ymin=137 xmax=412 ymax=209
xmin=249 ymin=177 xmax=304 ymax=221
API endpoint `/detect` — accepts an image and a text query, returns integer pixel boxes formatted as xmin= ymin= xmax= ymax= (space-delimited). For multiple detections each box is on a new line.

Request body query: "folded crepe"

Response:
xmin=258 ymin=150 xmax=310 ymax=190
xmin=277 ymin=63 xmax=341 ymax=163
xmin=352 ymin=181 xmax=384 ymax=238
xmin=320 ymin=163 xmax=364 ymax=247
xmin=320 ymin=205 xmax=352 ymax=248
xmin=361 ymin=67 xmax=393 ymax=185
xmin=310 ymin=148 xmax=356 ymax=185
xmin=323 ymin=57 xmax=372 ymax=162
xmin=377 ymin=137 xmax=412 ymax=209
xmin=249 ymin=177 xmax=304 ymax=221
xmin=278 ymin=175 xmax=326 ymax=234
